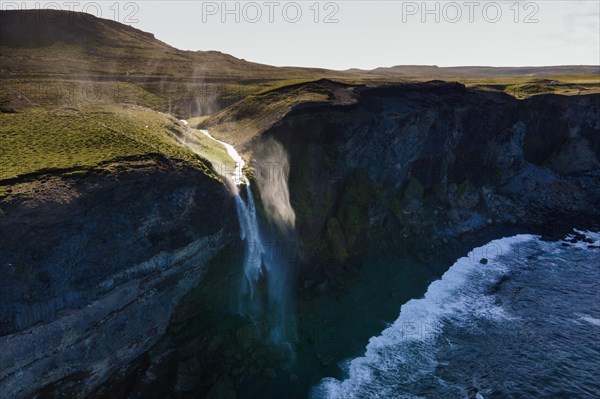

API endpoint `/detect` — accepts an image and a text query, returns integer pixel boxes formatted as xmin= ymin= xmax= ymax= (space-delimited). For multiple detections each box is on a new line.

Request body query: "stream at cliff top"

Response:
xmin=198 ymin=129 xmax=246 ymax=185
xmin=311 ymin=231 xmax=600 ymax=399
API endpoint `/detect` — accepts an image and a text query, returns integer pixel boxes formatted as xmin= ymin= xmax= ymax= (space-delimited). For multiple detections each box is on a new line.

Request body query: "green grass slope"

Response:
xmin=0 ymin=10 xmax=338 ymax=117
xmin=0 ymin=105 xmax=234 ymax=190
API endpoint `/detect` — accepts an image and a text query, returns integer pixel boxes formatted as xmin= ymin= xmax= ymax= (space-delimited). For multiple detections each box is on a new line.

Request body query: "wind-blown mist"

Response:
xmin=253 ymin=137 xmax=296 ymax=232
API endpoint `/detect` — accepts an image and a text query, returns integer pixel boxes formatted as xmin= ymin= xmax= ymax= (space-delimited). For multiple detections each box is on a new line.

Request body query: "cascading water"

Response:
xmin=234 ymin=186 xmax=263 ymax=317
xmin=198 ymin=129 xmax=246 ymax=187
xmin=195 ymin=128 xmax=296 ymax=350
xmin=234 ymin=185 xmax=296 ymax=348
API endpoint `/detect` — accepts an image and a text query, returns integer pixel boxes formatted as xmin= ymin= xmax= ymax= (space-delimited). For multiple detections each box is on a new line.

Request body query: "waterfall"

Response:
xmin=192 ymin=128 xmax=296 ymax=349
xmin=235 ymin=186 xmax=263 ymax=316
xmin=234 ymin=185 xmax=296 ymax=348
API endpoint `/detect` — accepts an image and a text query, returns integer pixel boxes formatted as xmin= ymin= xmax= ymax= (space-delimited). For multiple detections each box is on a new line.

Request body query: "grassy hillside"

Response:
xmin=2 ymin=10 xmax=598 ymax=119
xmin=1 ymin=9 xmax=598 ymax=196
xmin=0 ymin=105 xmax=234 ymax=188
xmin=0 ymin=10 xmax=337 ymax=117
xmin=0 ymin=9 xmax=278 ymax=78
xmin=460 ymin=76 xmax=599 ymax=98
xmin=196 ymin=80 xmax=342 ymax=147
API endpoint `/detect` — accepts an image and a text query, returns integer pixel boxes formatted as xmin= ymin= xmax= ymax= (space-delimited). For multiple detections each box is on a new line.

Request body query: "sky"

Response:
xmin=8 ymin=1 xmax=600 ymax=70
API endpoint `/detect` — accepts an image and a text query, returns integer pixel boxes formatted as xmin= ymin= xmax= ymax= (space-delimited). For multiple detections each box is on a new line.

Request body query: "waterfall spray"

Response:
xmin=251 ymin=137 xmax=298 ymax=347
xmin=253 ymin=137 xmax=296 ymax=231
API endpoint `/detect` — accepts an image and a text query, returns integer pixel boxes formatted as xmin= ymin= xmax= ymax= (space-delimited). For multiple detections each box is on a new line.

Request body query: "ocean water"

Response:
xmin=312 ymin=231 xmax=600 ymax=399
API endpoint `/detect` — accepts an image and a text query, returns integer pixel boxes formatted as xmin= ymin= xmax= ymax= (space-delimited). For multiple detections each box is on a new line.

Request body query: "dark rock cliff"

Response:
xmin=1 ymin=82 xmax=599 ymax=398
xmin=250 ymin=82 xmax=600 ymax=280
xmin=0 ymin=155 xmax=237 ymax=398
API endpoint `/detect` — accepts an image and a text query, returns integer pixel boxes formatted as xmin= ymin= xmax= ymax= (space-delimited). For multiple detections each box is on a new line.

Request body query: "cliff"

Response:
xmin=1 ymin=82 xmax=599 ymax=398
xmin=247 ymin=81 xmax=600 ymax=279
xmin=0 ymin=155 xmax=237 ymax=398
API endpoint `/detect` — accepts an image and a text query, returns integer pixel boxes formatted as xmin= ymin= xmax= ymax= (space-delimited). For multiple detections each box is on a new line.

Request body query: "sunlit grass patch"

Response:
xmin=0 ymin=105 xmax=229 ymax=181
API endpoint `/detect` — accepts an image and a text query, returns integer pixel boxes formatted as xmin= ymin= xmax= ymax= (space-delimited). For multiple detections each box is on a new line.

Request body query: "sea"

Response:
xmin=311 ymin=231 xmax=600 ymax=399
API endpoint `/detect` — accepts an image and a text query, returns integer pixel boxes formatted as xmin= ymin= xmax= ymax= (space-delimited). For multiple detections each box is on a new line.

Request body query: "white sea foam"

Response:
xmin=575 ymin=313 xmax=600 ymax=327
xmin=567 ymin=229 xmax=600 ymax=248
xmin=312 ymin=234 xmax=538 ymax=399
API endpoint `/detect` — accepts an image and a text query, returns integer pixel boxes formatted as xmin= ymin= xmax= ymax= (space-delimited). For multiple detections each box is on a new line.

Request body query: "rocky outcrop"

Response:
xmin=250 ymin=82 xmax=600 ymax=278
xmin=0 ymin=155 xmax=236 ymax=398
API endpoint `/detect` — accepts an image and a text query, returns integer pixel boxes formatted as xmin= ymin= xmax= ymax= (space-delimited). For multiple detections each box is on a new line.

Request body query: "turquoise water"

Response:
xmin=312 ymin=232 xmax=600 ymax=399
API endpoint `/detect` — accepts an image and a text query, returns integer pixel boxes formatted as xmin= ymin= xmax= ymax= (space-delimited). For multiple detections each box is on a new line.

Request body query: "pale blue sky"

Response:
xmin=9 ymin=1 xmax=600 ymax=69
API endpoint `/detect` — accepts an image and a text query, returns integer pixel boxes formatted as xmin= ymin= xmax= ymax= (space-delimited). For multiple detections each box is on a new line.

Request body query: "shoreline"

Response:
xmin=114 ymin=221 xmax=597 ymax=399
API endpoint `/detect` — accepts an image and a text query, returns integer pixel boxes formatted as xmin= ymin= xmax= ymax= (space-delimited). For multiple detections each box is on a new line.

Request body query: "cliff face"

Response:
xmin=251 ymin=82 xmax=600 ymax=277
xmin=0 ymin=156 xmax=237 ymax=399
xmin=1 ymin=82 xmax=598 ymax=398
